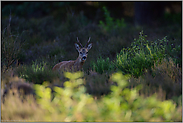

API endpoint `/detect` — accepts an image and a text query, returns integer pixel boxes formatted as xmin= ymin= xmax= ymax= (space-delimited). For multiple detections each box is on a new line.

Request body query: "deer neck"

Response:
xmin=74 ymin=57 xmax=85 ymax=70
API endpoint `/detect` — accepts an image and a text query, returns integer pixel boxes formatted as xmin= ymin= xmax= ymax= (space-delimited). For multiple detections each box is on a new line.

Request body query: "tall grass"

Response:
xmin=1 ymin=15 xmax=26 ymax=72
xmin=15 ymin=61 xmax=59 ymax=84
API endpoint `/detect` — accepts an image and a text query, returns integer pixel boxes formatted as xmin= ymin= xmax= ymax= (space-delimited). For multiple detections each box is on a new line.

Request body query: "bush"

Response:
xmin=90 ymin=30 xmax=181 ymax=79
xmin=128 ymin=58 xmax=182 ymax=101
xmin=166 ymin=43 xmax=182 ymax=67
xmin=16 ymin=61 xmax=59 ymax=84
xmin=115 ymin=31 xmax=171 ymax=77
xmin=32 ymin=72 xmax=182 ymax=122
xmin=91 ymin=56 xmax=114 ymax=74
xmin=116 ymin=49 xmax=153 ymax=77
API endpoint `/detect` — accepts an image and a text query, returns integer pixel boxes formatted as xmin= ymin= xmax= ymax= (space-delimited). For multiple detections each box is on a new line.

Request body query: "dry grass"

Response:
xmin=84 ymin=71 xmax=113 ymax=99
xmin=129 ymin=58 xmax=182 ymax=100
xmin=1 ymin=74 xmax=43 ymax=121
xmin=1 ymin=91 xmax=44 ymax=121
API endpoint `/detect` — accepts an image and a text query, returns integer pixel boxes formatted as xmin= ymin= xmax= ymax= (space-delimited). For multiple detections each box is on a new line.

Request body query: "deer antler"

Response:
xmin=77 ymin=37 xmax=83 ymax=48
xmin=85 ymin=37 xmax=91 ymax=48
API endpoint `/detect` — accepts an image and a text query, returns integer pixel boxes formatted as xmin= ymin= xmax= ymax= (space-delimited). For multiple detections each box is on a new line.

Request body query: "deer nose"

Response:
xmin=82 ymin=56 xmax=86 ymax=60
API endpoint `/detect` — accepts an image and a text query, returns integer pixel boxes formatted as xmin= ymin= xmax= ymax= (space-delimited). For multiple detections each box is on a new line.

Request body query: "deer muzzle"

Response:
xmin=82 ymin=56 xmax=87 ymax=61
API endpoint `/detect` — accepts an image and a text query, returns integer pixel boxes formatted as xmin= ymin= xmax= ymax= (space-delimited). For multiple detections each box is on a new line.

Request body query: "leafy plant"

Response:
xmin=16 ymin=61 xmax=59 ymax=84
xmin=91 ymin=56 xmax=114 ymax=74
xmin=34 ymin=71 xmax=96 ymax=121
xmin=32 ymin=72 xmax=182 ymax=122
xmin=166 ymin=43 xmax=182 ymax=67
xmin=115 ymin=31 xmax=170 ymax=77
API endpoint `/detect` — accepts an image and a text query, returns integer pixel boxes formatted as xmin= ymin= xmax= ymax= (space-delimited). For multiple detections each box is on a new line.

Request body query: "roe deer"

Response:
xmin=52 ymin=37 xmax=92 ymax=72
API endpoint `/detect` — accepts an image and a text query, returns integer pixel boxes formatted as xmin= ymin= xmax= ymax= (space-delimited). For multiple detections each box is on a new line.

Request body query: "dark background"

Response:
xmin=2 ymin=1 xmax=182 ymax=26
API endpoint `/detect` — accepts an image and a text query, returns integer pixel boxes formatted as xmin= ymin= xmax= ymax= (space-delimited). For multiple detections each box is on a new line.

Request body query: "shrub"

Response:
xmin=166 ymin=43 xmax=182 ymax=67
xmin=91 ymin=56 xmax=114 ymax=74
xmin=91 ymin=30 xmax=181 ymax=78
xmin=116 ymin=48 xmax=156 ymax=77
xmin=32 ymin=72 xmax=182 ymax=122
xmin=128 ymin=58 xmax=182 ymax=101
xmin=34 ymin=71 xmax=94 ymax=122
xmin=115 ymin=31 xmax=170 ymax=77
xmin=16 ymin=61 xmax=59 ymax=84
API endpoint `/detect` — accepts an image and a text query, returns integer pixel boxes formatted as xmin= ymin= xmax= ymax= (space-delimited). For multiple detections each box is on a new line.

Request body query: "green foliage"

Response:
xmin=91 ymin=56 xmax=114 ymax=74
xmin=127 ymin=31 xmax=167 ymax=61
xmin=16 ymin=61 xmax=59 ymax=84
xmin=166 ymin=43 xmax=182 ymax=67
xmin=91 ymin=31 xmax=178 ymax=78
xmin=34 ymin=71 xmax=95 ymax=121
xmin=33 ymin=72 xmax=181 ymax=122
xmin=99 ymin=6 xmax=126 ymax=32
xmin=172 ymin=95 xmax=182 ymax=106
xmin=116 ymin=31 xmax=170 ymax=77
xmin=116 ymin=50 xmax=153 ymax=77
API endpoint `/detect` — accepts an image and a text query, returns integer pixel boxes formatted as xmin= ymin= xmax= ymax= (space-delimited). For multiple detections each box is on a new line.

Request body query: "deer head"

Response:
xmin=75 ymin=37 xmax=92 ymax=62
xmin=52 ymin=37 xmax=92 ymax=72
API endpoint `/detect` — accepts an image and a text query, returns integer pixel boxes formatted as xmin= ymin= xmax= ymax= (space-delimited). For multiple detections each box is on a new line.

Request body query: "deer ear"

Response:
xmin=75 ymin=43 xmax=80 ymax=51
xmin=87 ymin=43 xmax=92 ymax=50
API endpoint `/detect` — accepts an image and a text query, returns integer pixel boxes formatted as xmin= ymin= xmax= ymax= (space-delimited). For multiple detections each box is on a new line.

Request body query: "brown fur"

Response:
xmin=52 ymin=58 xmax=84 ymax=72
xmin=52 ymin=37 xmax=92 ymax=72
